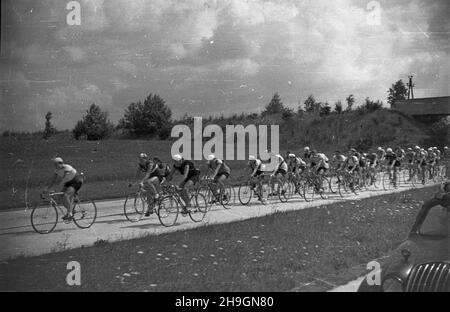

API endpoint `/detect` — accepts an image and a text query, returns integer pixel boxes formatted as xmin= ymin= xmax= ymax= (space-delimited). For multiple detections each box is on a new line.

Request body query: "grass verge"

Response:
xmin=0 ymin=185 xmax=438 ymax=291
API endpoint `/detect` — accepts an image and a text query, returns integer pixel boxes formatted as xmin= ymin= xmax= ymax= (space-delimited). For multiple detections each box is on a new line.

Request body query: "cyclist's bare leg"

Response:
xmin=62 ymin=187 xmax=75 ymax=217
xmin=214 ymin=174 xmax=227 ymax=198
xmin=180 ymin=180 xmax=194 ymax=209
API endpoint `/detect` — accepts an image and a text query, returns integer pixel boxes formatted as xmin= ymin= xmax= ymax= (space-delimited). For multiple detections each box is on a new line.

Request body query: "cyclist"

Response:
xmin=132 ymin=153 xmax=160 ymax=216
xmin=346 ymin=152 xmax=359 ymax=190
xmin=332 ymin=151 xmax=347 ymax=171
xmin=346 ymin=151 xmax=359 ymax=172
xmin=287 ymin=153 xmax=307 ymax=175
xmin=248 ymin=155 xmax=264 ymax=201
xmin=427 ymin=148 xmax=437 ymax=179
xmin=377 ymin=147 xmax=386 ymax=162
xmin=385 ymin=148 xmax=399 ymax=187
xmin=366 ymin=152 xmax=378 ymax=185
xmin=166 ymin=154 xmax=201 ymax=213
xmin=303 ymin=147 xmax=315 ymax=167
xmin=417 ymin=148 xmax=428 ymax=184
xmin=269 ymin=154 xmax=288 ymax=196
xmin=405 ymin=148 xmax=416 ymax=180
xmin=311 ymin=150 xmax=329 ymax=193
xmin=206 ymin=154 xmax=231 ymax=203
xmin=45 ymin=157 xmax=83 ymax=221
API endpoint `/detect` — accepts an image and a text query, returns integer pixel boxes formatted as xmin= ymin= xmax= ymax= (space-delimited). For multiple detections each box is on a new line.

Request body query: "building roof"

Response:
xmin=392 ymin=96 xmax=450 ymax=116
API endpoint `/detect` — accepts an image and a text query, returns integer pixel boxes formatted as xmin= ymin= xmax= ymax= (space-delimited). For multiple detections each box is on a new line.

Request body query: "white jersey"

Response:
xmin=54 ymin=164 xmax=77 ymax=179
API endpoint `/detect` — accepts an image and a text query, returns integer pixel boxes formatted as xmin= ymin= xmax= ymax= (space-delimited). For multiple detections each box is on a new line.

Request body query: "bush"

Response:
xmin=73 ymin=104 xmax=114 ymax=140
xmin=119 ymin=93 xmax=172 ymax=138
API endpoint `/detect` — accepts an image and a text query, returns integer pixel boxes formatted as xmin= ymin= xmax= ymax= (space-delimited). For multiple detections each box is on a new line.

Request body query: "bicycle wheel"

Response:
xmin=382 ymin=172 xmax=393 ymax=190
xmin=157 ymin=195 xmax=179 ymax=227
xmin=31 ymin=203 xmax=58 ymax=234
xmin=277 ymin=179 xmax=291 ymax=203
xmin=73 ymin=199 xmax=97 ymax=229
xmin=337 ymin=178 xmax=345 ymax=198
xmin=124 ymin=193 xmax=146 ymax=222
xmin=328 ymin=175 xmax=339 ymax=194
xmin=238 ymin=182 xmax=252 ymax=205
xmin=197 ymin=185 xmax=214 ymax=208
xmin=188 ymin=193 xmax=207 ymax=222
xmin=219 ymin=184 xmax=234 ymax=209
xmin=303 ymin=182 xmax=315 ymax=202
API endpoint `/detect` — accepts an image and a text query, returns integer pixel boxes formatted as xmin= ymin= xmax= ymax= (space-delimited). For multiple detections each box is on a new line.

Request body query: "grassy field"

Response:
xmin=0 ymin=185 xmax=436 ymax=292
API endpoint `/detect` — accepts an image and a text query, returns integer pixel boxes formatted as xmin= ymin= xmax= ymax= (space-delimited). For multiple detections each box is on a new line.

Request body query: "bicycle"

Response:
xmin=302 ymin=169 xmax=329 ymax=202
xmin=196 ymin=176 xmax=235 ymax=209
xmin=158 ymin=184 xmax=208 ymax=226
xmin=124 ymin=183 xmax=159 ymax=222
xmin=31 ymin=191 xmax=97 ymax=234
xmin=238 ymin=175 xmax=269 ymax=205
xmin=336 ymin=169 xmax=359 ymax=197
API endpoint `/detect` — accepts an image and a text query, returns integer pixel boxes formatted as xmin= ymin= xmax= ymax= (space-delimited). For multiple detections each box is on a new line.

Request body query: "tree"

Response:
xmin=334 ymin=101 xmax=343 ymax=114
xmin=345 ymin=94 xmax=355 ymax=111
xmin=119 ymin=93 xmax=172 ymax=138
xmin=262 ymin=92 xmax=285 ymax=115
xmin=360 ymin=97 xmax=383 ymax=112
xmin=320 ymin=103 xmax=331 ymax=116
xmin=387 ymin=79 xmax=408 ymax=106
xmin=43 ymin=111 xmax=56 ymax=139
xmin=73 ymin=103 xmax=114 ymax=140
xmin=304 ymin=94 xmax=321 ymax=113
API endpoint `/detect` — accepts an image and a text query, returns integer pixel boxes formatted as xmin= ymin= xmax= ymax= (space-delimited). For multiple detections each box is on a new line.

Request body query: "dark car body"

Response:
xmin=358 ymin=189 xmax=450 ymax=292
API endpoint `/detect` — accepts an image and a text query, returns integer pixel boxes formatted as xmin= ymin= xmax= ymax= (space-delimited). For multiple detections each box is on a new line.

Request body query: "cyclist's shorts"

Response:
xmin=394 ymin=160 xmax=401 ymax=167
xmin=348 ymin=165 xmax=358 ymax=171
xmin=317 ymin=167 xmax=327 ymax=173
xmin=63 ymin=175 xmax=83 ymax=192
xmin=359 ymin=160 xmax=366 ymax=168
xmin=275 ymin=168 xmax=287 ymax=176
xmin=420 ymin=161 xmax=427 ymax=167
xmin=254 ymin=170 xmax=264 ymax=177
xmin=184 ymin=170 xmax=200 ymax=185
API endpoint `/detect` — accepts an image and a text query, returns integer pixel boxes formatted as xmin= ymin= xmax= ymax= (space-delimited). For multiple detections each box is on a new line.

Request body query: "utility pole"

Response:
xmin=407 ymin=75 xmax=415 ymax=100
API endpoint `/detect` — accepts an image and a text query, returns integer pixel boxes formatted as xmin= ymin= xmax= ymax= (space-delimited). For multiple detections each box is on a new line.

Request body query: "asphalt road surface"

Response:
xmin=0 ymin=181 xmax=435 ymax=262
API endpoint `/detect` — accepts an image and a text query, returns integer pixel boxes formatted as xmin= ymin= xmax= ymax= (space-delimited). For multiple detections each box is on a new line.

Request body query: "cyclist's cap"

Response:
xmin=386 ymin=148 xmax=393 ymax=153
xmin=407 ymin=147 xmax=412 ymax=151
xmin=304 ymin=147 xmax=310 ymax=151
xmin=207 ymin=154 xmax=215 ymax=161
xmin=377 ymin=147 xmax=382 ymax=151
xmin=53 ymin=157 xmax=63 ymax=164
xmin=350 ymin=148 xmax=356 ymax=152
xmin=172 ymin=154 xmax=182 ymax=161
xmin=139 ymin=153 xmax=147 ymax=158
xmin=445 ymin=146 xmax=448 ymax=149
xmin=288 ymin=153 xmax=295 ymax=158
xmin=248 ymin=155 xmax=256 ymax=161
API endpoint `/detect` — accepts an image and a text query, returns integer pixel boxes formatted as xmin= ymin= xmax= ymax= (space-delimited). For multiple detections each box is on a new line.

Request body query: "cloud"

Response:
xmin=1 ymin=0 xmax=448 ymax=131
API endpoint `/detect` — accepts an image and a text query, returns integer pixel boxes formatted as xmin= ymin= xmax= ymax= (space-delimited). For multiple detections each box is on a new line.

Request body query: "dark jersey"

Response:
xmin=385 ymin=153 xmax=397 ymax=164
xmin=174 ymin=160 xmax=197 ymax=176
xmin=138 ymin=160 xmax=152 ymax=173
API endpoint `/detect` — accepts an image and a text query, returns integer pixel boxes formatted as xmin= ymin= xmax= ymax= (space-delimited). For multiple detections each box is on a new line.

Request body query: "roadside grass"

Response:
xmin=0 ymin=186 xmax=437 ymax=292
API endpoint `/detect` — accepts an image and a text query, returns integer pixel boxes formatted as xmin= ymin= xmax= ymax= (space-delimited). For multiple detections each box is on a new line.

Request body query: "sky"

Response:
xmin=1 ymin=0 xmax=449 ymax=131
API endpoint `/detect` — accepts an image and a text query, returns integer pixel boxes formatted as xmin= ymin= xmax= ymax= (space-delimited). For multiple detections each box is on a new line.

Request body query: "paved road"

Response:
xmin=0 ymin=181 xmax=434 ymax=261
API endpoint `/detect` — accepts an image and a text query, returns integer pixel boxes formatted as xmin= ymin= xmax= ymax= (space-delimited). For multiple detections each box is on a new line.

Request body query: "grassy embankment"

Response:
xmin=0 ymin=185 xmax=438 ymax=292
